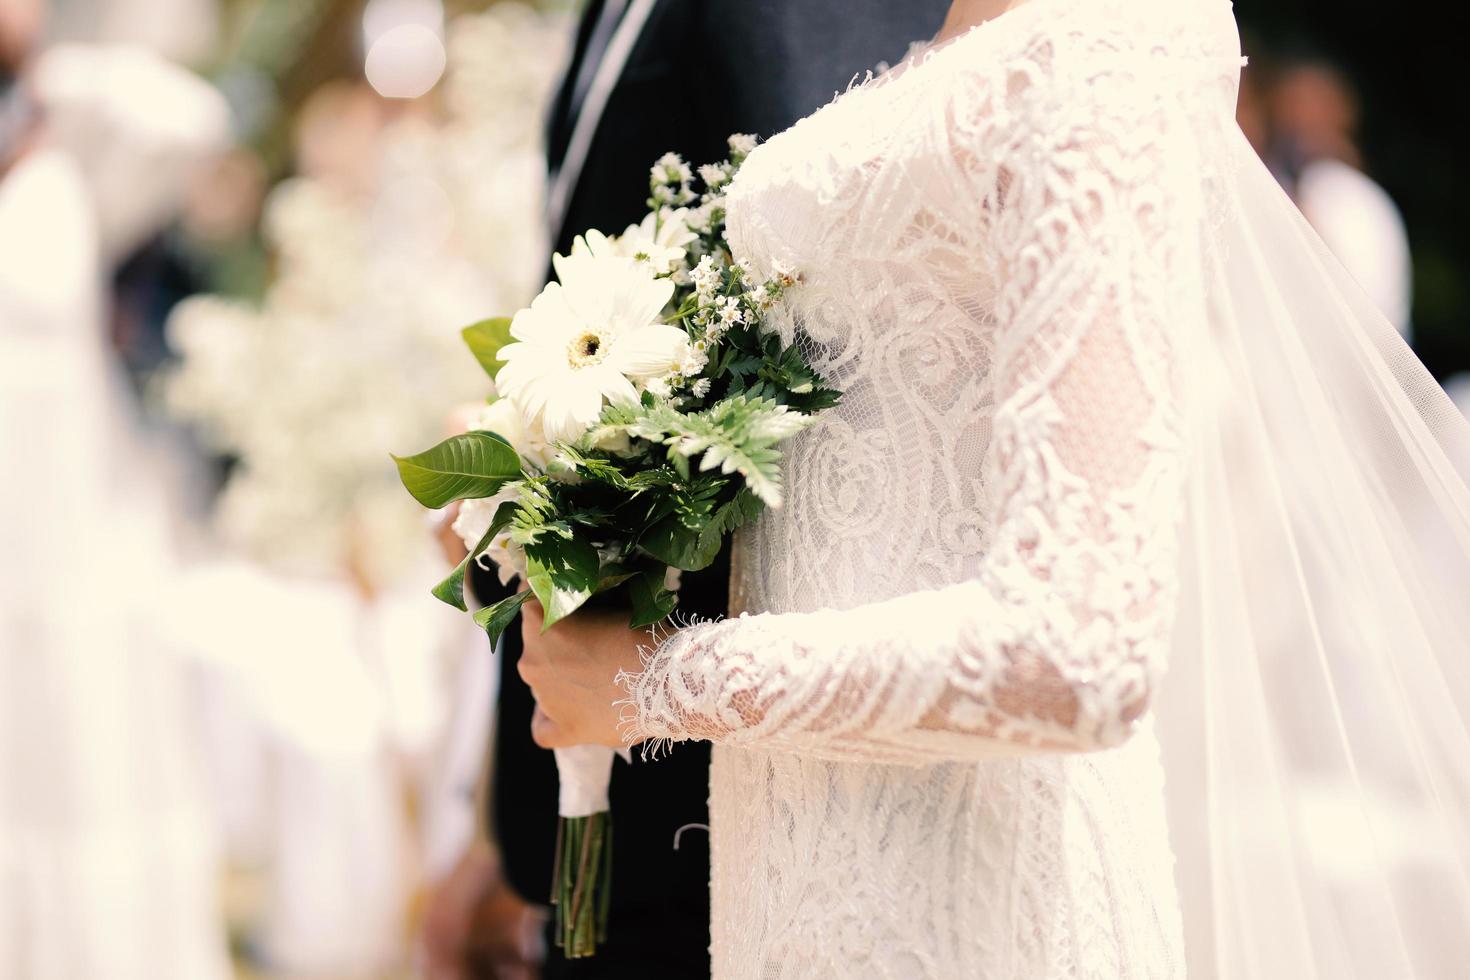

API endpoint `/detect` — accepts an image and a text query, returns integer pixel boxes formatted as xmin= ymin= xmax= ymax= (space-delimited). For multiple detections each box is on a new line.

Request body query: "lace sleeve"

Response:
xmin=619 ymin=44 xmax=1193 ymax=763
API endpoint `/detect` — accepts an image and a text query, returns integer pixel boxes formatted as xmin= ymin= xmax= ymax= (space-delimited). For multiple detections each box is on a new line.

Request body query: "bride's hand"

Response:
xmin=518 ymin=594 xmax=648 ymax=749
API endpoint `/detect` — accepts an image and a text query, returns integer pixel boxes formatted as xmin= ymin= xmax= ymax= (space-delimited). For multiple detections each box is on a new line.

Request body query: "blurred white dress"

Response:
xmin=1295 ymin=157 xmax=1413 ymax=336
xmin=0 ymin=147 xmax=230 ymax=980
xmin=0 ymin=45 xmax=231 ymax=980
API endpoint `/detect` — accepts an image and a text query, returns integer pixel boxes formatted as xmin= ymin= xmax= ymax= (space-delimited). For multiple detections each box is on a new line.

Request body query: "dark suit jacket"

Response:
xmin=474 ymin=2 xmax=947 ymax=976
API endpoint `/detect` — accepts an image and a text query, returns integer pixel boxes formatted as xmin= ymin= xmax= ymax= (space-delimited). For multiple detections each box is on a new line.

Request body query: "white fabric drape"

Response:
xmin=1157 ymin=125 xmax=1470 ymax=979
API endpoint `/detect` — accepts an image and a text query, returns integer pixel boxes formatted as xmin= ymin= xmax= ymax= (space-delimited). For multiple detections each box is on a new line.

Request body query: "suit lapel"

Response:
xmin=545 ymin=0 xmax=608 ymax=177
xmin=545 ymin=0 xmax=658 ymax=243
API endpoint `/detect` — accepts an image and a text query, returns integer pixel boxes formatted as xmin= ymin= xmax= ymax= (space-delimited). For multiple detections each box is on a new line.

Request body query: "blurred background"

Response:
xmin=0 ymin=1 xmax=1463 ymax=978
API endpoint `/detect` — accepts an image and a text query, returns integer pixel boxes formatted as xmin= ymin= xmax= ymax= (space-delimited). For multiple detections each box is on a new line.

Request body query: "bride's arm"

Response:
xmin=621 ymin=59 xmax=1193 ymax=764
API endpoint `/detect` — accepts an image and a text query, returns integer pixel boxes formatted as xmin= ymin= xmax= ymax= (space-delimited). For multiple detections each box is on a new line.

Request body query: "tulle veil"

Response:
xmin=1156 ymin=17 xmax=1470 ymax=974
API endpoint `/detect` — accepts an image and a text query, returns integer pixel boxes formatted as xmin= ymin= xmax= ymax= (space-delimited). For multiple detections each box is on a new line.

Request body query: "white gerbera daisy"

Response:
xmin=495 ymin=245 xmax=686 ymax=443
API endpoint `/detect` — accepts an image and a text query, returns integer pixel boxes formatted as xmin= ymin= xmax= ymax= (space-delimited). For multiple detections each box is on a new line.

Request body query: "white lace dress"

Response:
xmin=623 ymin=0 xmax=1243 ymax=975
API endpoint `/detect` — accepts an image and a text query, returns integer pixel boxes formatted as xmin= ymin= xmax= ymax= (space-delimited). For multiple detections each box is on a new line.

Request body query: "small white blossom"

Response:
xmin=691 ymin=254 xmax=722 ymax=302
xmin=698 ymin=163 xmax=730 ymax=190
xmin=644 ymin=376 xmax=672 ymax=399
xmin=717 ymin=295 xmax=745 ymax=327
xmin=690 ymin=377 xmax=712 ymax=399
xmin=675 ymin=337 xmax=710 ymax=378
xmin=651 ymin=152 xmax=693 ymax=186
xmin=727 ymin=133 xmax=757 ymax=159
xmin=748 ymin=284 xmax=772 ymax=308
xmin=685 ymin=203 xmax=716 ymax=234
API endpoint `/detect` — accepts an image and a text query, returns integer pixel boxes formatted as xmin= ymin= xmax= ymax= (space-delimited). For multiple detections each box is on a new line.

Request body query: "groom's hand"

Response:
xmin=518 ymin=597 xmax=647 ymax=749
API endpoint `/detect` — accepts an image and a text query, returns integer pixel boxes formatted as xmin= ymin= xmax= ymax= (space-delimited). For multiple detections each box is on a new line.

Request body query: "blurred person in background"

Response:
xmin=420 ymin=3 xmax=950 ymax=979
xmin=0 ymin=1 xmax=232 ymax=978
xmin=1239 ymin=47 xmax=1414 ymax=337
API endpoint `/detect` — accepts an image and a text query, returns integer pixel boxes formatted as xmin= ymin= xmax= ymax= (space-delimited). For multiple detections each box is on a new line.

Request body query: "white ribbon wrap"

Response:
xmin=553 ymin=745 xmax=628 ymax=818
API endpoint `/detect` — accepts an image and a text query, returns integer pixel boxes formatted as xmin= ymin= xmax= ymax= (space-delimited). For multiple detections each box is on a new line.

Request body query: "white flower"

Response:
xmin=690 ymin=377 xmax=712 ymax=399
xmin=698 ymin=162 xmax=730 ymax=190
xmin=728 ymin=133 xmax=758 ymax=159
xmin=717 ymin=295 xmax=745 ymax=327
xmin=591 ymin=427 xmax=633 ymax=455
xmin=645 ymin=376 xmax=672 ymax=399
xmin=605 ymin=209 xmax=697 ymax=275
xmin=691 ymin=255 xmax=722 ymax=302
xmin=453 ymin=491 xmax=509 ymax=549
xmin=470 ymin=397 xmax=552 ymax=471
xmin=684 ymin=203 xmax=716 ymax=235
xmin=483 ymin=532 xmax=528 ymax=586
xmin=747 ymin=284 xmax=772 ymax=308
xmin=651 ymin=152 xmax=693 ymax=186
xmin=496 ymin=245 xmax=686 ymax=443
xmin=453 ymin=491 xmax=527 ymax=587
xmin=676 ymin=338 xmax=709 ymax=377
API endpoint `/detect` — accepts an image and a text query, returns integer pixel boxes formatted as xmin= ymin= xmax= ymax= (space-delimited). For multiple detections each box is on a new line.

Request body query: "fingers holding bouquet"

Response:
xmin=518 ymin=591 xmax=644 ymax=750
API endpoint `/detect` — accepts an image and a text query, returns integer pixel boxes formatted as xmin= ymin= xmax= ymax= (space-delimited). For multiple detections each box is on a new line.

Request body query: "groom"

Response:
xmin=446 ymin=2 xmax=948 ymax=977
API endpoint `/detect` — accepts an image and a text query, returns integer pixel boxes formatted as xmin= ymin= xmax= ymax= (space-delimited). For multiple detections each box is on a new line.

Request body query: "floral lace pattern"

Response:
xmin=620 ymin=1 xmax=1240 ymax=975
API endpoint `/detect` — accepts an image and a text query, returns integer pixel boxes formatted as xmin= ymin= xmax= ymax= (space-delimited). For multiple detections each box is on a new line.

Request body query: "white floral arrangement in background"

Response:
xmin=164 ymin=3 xmax=570 ymax=588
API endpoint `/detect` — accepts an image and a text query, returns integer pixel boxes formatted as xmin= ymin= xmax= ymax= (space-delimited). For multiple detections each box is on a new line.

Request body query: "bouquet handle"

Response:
xmin=551 ymin=745 xmax=620 ymax=957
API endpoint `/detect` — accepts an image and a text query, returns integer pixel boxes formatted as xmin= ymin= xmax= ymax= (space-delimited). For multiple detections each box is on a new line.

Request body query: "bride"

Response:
xmin=516 ymin=0 xmax=1470 ymax=976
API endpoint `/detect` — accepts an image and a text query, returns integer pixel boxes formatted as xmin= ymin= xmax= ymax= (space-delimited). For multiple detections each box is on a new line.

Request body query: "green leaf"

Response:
xmin=639 ymin=485 xmax=761 ymax=572
xmin=430 ymin=498 xmax=520 ymax=611
xmin=524 ymin=535 xmax=601 ymax=629
xmin=627 ymin=569 xmax=678 ymax=629
xmin=473 ymin=590 xmax=533 ymax=647
xmin=393 ymin=431 xmax=522 ymax=509
xmin=462 ymin=317 xmax=516 ymax=378
xmin=594 ymin=562 xmax=638 ymax=594
xmin=704 ymin=488 xmax=764 ymax=544
xmin=640 ymin=514 xmax=723 ymax=571
xmin=627 ymin=394 xmax=811 ymax=507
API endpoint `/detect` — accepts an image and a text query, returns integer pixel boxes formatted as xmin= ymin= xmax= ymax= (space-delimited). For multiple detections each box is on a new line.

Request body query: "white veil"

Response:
xmin=1155 ymin=13 xmax=1470 ymax=974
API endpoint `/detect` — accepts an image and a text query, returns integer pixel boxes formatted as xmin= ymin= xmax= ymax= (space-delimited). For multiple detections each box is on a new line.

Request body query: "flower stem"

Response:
xmin=551 ymin=811 xmax=613 ymax=958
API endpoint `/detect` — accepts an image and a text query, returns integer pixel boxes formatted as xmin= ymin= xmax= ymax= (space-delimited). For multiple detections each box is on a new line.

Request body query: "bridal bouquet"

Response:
xmin=394 ymin=136 xmax=838 ymax=957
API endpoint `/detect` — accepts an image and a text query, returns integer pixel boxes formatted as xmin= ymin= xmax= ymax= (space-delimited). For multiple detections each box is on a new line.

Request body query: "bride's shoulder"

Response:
xmin=925 ymin=1 xmax=1235 ymax=96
